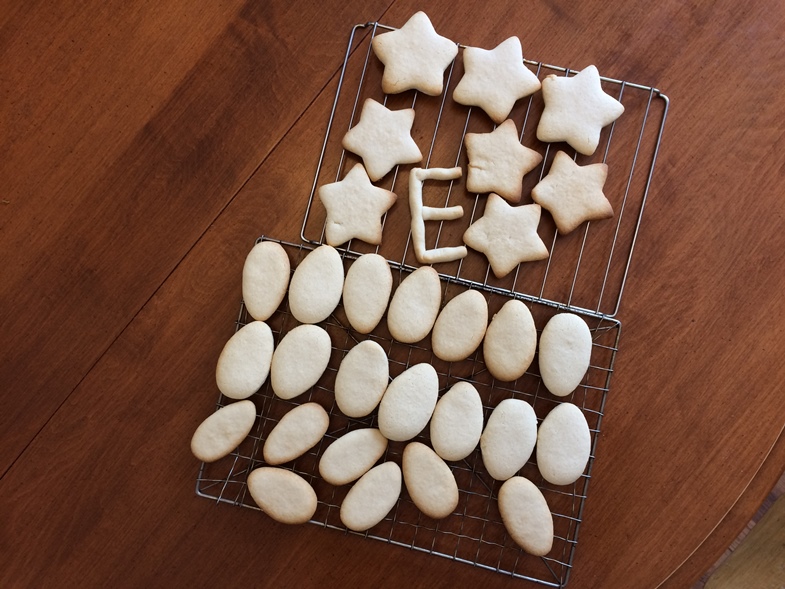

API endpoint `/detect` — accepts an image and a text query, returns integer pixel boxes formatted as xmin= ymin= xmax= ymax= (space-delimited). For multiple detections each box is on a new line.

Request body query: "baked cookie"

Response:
xmin=318 ymin=163 xmax=397 ymax=247
xmin=319 ymin=428 xmax=388 ymax=486
xmin=480 ymin=398 xmax=537 ymax=481
xmin=536 ymin=402 xmax=591 ymax=486
xmin=340 ymin=462 xmax=402 ymax=532
xmin=431 ymin=289 xmax=488 ymax=362
xmin=270 ymin=324 xmax=332 ymax=400
xmin=538 ymin=312 xmax=592 ymax=397
xmin=498 ymin=477 xmax=553 ymax=556
xmin=378 ymin=363 xmax=439 ymax=442
xmin=453 ymin=36 xmax=541 ymax=124
xmin=402 ymin=442 xmax=459 ymax=519
xmin=262 ymin=402 xmax=330 ymax=465
xmin=342 ymin=254 xmax=393 ymax=334
xmin=247 ymin=467 xmax=317 ymax=525
xmin=532 ymin=150 xmax=612 ymax=234
xmin=386 ymin=266 xmax=442 ymax=343
xmin=429 ymin=381 xmax=483 ymax=462
xmin=462 ymin=194 xmax=549 ymax=278
xmin=536 ymin=64 xmax=624 ymax=156
xmin=215 ymin=320 xmax=274 ymax=400
xmin=334 ymin=339 xmax=389 ymax=418
xmin=287 ymin=244 xmax=344 ymax=324
xmin=371 ymin=11 xmax=458 ymax=96
xmin=242 ymin=240 xmax=290 ymax=321
xmin=190 ymin=400 xmax=257 ymax=463
xmin=483 ymin=300 xmax=536 ymax=382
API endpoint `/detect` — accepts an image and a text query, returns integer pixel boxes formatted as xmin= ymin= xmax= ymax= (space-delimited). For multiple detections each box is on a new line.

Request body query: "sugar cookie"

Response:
xmin=538 ymin=312 xmax=592 ymax=397
xmin=190 ymin=400 xmax=256 ymax=463
xmin=247 ymin=467 xmax=317 ymax=525
xmin=402 ymin=442 xmax=459 ymax=519
xmin=242 ymin=240 xmax=290 ymax=321
xmin=378 ymin=363 xmax=439 ymax=442
xmin=342 ymin=253 xmax=393 ymax=334
xmin=483 ymin=300 xmax=536 ymax=382
xmin=288 ymin=244 xmax=344 ymax=324
xmin=215 ymin=320 xmax=274 ymax=400
xmin=480 ymin=398 xmax=537 ymax=481
xmin=537 ymin=402 xmax=591 ymax=486
xmin=498 ymin=476 xmax=554 ymax=556
xmin=262 ymin=402 xmax=330 ymax=465
xmin=386 ymin=266 xmax=442 ymax=343
xmin=340 ymin=462 xmax=402 ymax=532
xmin=429 ymin=381 xmax=483 ymax=461
xmin=431 ymin=289 xmax=488 ymax=362
xmin=270 ymin=324 xmax=332 ymax=400
xmin=319 ymin=428 xmax=388 ymax=486
xmin=334 ymin=340 xmax=389 ymax=418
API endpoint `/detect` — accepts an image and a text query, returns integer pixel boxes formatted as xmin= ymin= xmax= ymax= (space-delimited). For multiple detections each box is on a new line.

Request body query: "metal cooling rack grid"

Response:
xmin=196 ymin=237 xmax=621 ymax=589
xmin=301 ymin=22 xmax=669 ymax=318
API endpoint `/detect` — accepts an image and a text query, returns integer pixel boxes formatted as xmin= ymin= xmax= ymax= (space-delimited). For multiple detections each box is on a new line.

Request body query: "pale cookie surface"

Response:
xmin=340 ymin=462 xmax=402 ymax=532
xmin=429 ymin=381 xmax=483 ymax=461
xmin=402 ymin=442 xmax=459 ymax=519
xmin=215 ymin=321 xmax=274 ymax=400
xmin=247 ymin=467 xmax=317 ymax=525
xmin=536 ymin=64 xmax=625 ymax=156
xmin=262 ymin=402 xmax=330 ymax=465
xmin=431 ymin=289 xmax=488 ymax=362
xmin=483 ymin=300 xmax=537 ymax=382
xmin=334 ymin=340 xmax=389 ymax=418
xmin=453 ymin=36 xmax=541 ymax=124
xmin=342 ymin=254 xmax=393 ymax=334
xmin=498 ymin=476 xmax=554 ymax=556
xmin=341 ymin=98 xmax=422 ymax=182
xmin=463 ymin=194 xmax=549 ymax=278
xmin=242 ymin=240 xmax=290 ymax=321
xmin=288 ymin=244 xmax=344 ymax=324
xmin=386 ymin=266 xmax=442 ymax=343
xmin=371 ymin=11 xmax=458 ymax=96
xmin=531 ymin=150 xmax=612 ymax=234
xmin=317 ymin=163 xmax=397 ymax=247
xmin=270 ymin=324 xmax=332 ymax=400
xmin=480 ymin=398 xmax=537 ymax=481
xmin=537 ymin=402 xmax=591 ymax=485
xmin=319 ymin=428 xmax=388 ymax=486
xmin=191 ymin=400 xmax=256 ymax=463
xmin=464 ymin=119 xmax=543 ymax=203
xmin=538 ymin=312 xmax=592 ymax=397
xmin=378 ymin=363 xmax=439 ymax=442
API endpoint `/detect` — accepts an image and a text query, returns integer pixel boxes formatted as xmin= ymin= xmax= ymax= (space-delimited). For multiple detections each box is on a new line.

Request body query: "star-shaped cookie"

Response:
xmin=371 ymin=11 xmax=458 ymax=96
xmin=465 ymin=119 xmax=543 ymax=203
xmin=453 ymin=36 xmax=542 ymax=124
xmin=536 ymin=65 xmax=625 ymax=156
xmin=463 ymin=194 xmax=549 ymax=278
xmin=531 ymin=151 xmax=613 ymax=234
xmin=317 ymin=163 xmax=397 ymax=246
xmin=341 ymin=98 xmax=423 ymax=182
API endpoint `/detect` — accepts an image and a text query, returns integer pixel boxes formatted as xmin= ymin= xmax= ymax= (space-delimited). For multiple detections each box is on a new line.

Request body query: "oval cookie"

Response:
xmin=215 ymin=321 xmax=274 ymax=400
xmin=270 ymin=324 xmax=332 ymax=400
xmin=430 ymin=381 xmax=483 ymax=461
xmin=378 ymin=363 xmax=439 ymax=442
xmin=402 ymin=442 xmax=459 ymax=519
xmin=319 ymin=428 xmax=388 ymax=486
xmin=247 ymin=467 xmax=317 ymax=525
xmin=431 ymin=289 xmax=488 ymax=362
xmin=288 ymin=245 xmax=344 ymax=324
xmin=483 ymin=300 xmax=536 ymax=382
xmin=498 ymin=476 xmax=554 ymax=556
xmin=537 ymin=402 xmax=591 ymax=485
xmin=263 ymin=402 xmax=330 ymax=465
xmin=190 ymin=400 xmax=256 ymax=463
xmin=340 ymin=462 xmax=402 ymax=532
xmin=343 ymin=254 xmax=393 ymax=334
xmin=480 ymin=398 xmax=537 ymax=481
xmin=242 ymin=240 xmax=290 ymax=321
xmin=334 ymin=340 xmax=389 ymax=418
xmin=539 ymin=313 xmax=592 ymax=397
xmin=386 ymin=266 xmax=442 ymax=343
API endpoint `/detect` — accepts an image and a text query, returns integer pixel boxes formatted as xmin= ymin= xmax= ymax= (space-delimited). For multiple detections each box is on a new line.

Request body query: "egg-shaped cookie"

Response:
xmin=242 ymin=240 xmax=290 ymax=321
xmin=430 ymin=381 xmax=483 ymax=461
xmin=387 ymin=266 xmax=442 ymax=343
xmin=215 ymin=321 xmax=274 ymax=400
xmin=536 ymin=402 xmax=591 ymax=486
xmin=270 ymin=324 xmax=332 ymax=400
xmin=263 ymin=402 xmax=330 ymax=465
xmin=480 ymin=398 xmax=537 ymax=481
xmin=288 ymin=245 xmax=344 ymax=324
xmin=378 ymin=363 xmax=439 ymax=442
xmin=334 ymin=340 xmax=389 ymax=418
xmin=343 ymin=254 xmax=393 ymax=334
xmin=319 ymin=428 xmax=388 ymax=486
xmin=498 ymin=476 xmax=553 ymax=556
xmin=483 ymin=300 xmax=536 ymax=382
xmin=431 ymin=289 xmax=488 ymax=362
xmin=539 ymin=313 xmax=592 ymax=397
xmin=247 ymin=467 xmax=317 ymax=525
xmin=190 ymin=400 xmax=257 ymax=463
xmin=340 ymin=462 xmax=402 ymax=532
xmin=402 ymin=442 xmax=459 ymax=519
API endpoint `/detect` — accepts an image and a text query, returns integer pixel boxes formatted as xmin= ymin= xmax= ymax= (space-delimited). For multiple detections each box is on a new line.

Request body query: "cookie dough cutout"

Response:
xmin=431 ymin=289 xmax=488 ymax=362
xmin=463 ymin=194 xmax=549 ymax=278
xmin=531 ymin=150 xmax=613 ymax=234
xmin=480 ymin=398 xmax=537 ymax=481
xmin=537 ymin=402 xmax=591 ymax=486
xmin=270 ymin=324 xmax=332 ymax=400
xmin=453 ymin=36 xmax=541 ymax=124
xmin=402 ymin=442 xmax=459 ymax=519
xmin=498 ymin=477 xmax=554 ymax=556
xmin=538 ymin=312 xmax=592 ymax=397
xmin=288 ymin=244 xmax=344 ymax=324
xmin=317 ymin=163 xmax=397 ymax=247
xmin=247 ymin=467 xmax=317 ymax=525
xmin=378 ymin=363 xmax=439 ymax=442
xmin=215 ymin=321 xmax=274 ymax=400
xmin=262 ymin=402 xmax=330 ymax=465
xmin=371 ymin=11 xmax=458 ymax=96
xmin=190 ymin=400 xmax=257 ymax=463
xmin=340 ymin=462 xmax=402 ymax=532
xmin=536 ymin=64 xmax=624 ymax=156
xmin=242 ymin=240 xmax=290 ymax=321
xmin=409 ymin=166 xmax=468 ymax=264
xmin=341 ymin=98 xmax=423 ymax=182
xmin=430 ymin=381 xmax=483 ymax=461
xmin=465 ymin=119 xmax=542 ymax=204
xmin=387 ymin=266 xmax=442 ymax=343
xmin=483 ymin=300 xmax=537 ymax=382
xmin=319 ymin=428 xmax=388 ymax=486
xmin=343 ymin=254 xmax=393 ymax=334
xmin=334 ymin=340 xmax=389 ymax=418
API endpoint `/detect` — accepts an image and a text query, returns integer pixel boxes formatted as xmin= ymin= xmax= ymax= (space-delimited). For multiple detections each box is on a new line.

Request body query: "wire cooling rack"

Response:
xmin=197 ymin=237 xmax=621 ymax=589
xmin=300 ymin=22 xmax=668 ymax=318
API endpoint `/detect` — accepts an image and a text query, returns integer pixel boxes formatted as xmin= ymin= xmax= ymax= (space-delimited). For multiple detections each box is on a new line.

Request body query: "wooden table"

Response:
xmin=2 ymin=1 xmax=784 ymax=587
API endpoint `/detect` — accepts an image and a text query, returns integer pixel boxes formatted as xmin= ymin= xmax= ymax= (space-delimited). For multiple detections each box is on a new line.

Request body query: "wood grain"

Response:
xmin=2 ymin=0 xmax=784 ymax=587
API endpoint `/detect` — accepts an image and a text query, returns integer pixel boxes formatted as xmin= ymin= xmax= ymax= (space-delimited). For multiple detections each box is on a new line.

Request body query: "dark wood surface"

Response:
xmin=2 ymin=1 xmax=784 ymax=587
